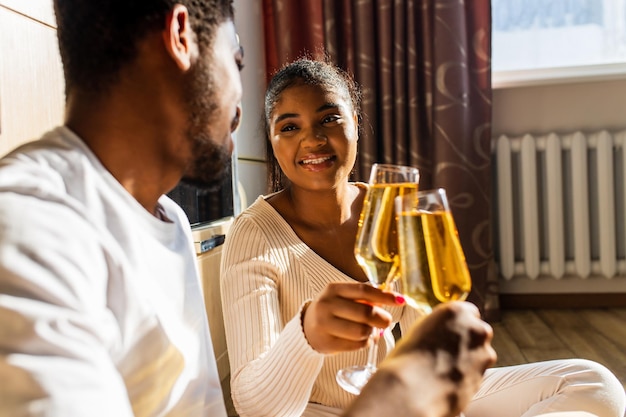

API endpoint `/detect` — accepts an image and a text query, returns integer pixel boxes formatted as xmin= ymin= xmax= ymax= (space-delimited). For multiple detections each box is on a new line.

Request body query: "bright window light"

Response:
xmin=492 ymin=0 xmax=626 ymax=86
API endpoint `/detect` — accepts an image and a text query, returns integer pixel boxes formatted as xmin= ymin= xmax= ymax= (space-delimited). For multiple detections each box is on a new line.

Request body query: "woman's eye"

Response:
xmin=280 ymin=124 xmax=297 ymax=133
xmin=322 ymin=115 xmax=340 ymax=124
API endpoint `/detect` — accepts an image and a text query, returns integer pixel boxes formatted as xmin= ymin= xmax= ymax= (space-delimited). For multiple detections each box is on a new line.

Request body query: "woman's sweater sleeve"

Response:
xmin=220 ymin=214 xmax=325 ymax=417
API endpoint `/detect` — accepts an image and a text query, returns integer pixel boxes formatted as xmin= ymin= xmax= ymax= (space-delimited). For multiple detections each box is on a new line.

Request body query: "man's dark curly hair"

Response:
xmin=54 ymin=0 xmax=234 ymax=93
xmin=263 ymin=58 xmax=362 ymax=193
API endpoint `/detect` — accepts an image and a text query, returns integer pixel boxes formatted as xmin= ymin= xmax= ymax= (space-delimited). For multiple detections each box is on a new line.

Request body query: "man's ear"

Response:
xmin=162 ymin=4 xmax=198 ymax=71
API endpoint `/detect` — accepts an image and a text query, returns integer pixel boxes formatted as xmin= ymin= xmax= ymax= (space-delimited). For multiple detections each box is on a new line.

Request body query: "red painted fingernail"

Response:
xmin=395 ymin=295 xmax=406 ymax=304
xmin=379 ymin=329 xmax=385 ymax=337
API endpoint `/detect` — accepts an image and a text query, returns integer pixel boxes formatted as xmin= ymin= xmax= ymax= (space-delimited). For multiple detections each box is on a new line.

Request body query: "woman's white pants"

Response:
xmin=465 ymin=359 xmax=625 ymax=417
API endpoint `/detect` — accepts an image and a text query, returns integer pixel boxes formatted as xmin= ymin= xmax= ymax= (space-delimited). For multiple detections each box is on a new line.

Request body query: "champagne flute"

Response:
xmin=336 ymin=163 xmax=419 ymax=395
xmin=394 ymin=188 xmax=471 ymax=313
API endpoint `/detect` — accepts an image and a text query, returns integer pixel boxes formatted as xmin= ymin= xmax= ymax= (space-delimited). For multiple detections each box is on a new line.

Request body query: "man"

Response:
xmin=0 ymin=1 xmax=495 ymax=416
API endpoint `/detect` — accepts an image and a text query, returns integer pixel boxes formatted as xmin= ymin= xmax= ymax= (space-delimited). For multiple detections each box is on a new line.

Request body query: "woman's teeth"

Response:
xmin=301 ymin=156 xmax=331 ymax=165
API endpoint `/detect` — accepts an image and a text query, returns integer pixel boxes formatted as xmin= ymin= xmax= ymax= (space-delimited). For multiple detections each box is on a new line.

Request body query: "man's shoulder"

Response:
xmin=0 ymin=126 xmax=90 ymax=191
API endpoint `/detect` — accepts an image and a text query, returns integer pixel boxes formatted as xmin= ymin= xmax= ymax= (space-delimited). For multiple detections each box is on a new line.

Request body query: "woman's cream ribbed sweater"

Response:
xmin=220 ymin=195 xmax=421 ymax=417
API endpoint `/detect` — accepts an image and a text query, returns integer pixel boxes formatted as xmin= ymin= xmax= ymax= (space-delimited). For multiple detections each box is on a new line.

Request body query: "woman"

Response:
xmin=220 ymin=59 xmax=625 ymax=417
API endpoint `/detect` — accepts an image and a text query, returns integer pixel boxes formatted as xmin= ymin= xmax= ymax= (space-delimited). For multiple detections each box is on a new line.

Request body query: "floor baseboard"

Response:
xmin=499 ymin=293 xmax=626 ymax=309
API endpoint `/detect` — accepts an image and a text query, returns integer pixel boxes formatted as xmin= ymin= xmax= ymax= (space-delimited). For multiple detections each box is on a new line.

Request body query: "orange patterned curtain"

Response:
xmin=262 ymin=0 xmax=498 ymax=320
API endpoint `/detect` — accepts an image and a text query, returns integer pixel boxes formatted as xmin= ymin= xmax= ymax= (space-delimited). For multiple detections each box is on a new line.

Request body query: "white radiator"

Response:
xmin=493 ymin=130 xmax=626 ymax=283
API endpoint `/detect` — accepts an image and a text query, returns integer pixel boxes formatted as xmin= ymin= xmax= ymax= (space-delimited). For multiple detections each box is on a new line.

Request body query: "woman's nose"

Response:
xmin=301 ymin=127 xmax=327 ymax=147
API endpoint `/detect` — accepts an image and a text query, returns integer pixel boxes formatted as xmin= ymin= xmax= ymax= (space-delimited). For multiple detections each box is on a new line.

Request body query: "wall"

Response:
xmin=0 ymin=1 xmax=65 ymax=156
xmin=232 ymin=0 xmax=268 ymax=209
xmin=493 ymin=78 xmax=626 ymax=137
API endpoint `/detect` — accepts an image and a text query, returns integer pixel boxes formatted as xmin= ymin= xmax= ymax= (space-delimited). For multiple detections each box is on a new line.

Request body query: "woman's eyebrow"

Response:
xmin=316 ymin=103 xmax=340 ymax=112
xmin=273 ymin=103 xmax=342 ymax=125
xmin=274 ymin=113 xmax=299 ymax=124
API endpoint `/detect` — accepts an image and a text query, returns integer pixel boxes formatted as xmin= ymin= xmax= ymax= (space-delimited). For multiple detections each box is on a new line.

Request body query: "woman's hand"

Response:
xmin=343 ymin=301 xmax=496 ymax=417
xmin=302 ymin=282 xmax=403 ymax=354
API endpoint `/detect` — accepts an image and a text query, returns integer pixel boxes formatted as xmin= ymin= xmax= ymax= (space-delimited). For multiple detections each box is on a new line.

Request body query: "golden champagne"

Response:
xmin=355 ymin=182 xmax=419 ymax=287
xmin=397 ymin=210 xmax=471 ymax=310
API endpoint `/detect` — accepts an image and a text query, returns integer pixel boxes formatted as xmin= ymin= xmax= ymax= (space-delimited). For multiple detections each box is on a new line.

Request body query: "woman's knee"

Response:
xmin=559 ymin=359 xmax=624 ymax=417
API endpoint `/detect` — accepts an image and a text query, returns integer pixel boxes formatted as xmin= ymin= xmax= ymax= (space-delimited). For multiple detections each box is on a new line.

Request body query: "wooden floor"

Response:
xmin=491 ymin=307 xmax=626 ymax=391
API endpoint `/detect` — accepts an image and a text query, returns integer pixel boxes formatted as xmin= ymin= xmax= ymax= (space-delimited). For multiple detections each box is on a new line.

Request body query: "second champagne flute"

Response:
xmin=394 ymin=188 xmax=472 ymax=313
xmin=335 ymin=163 xmax=419 ymax=395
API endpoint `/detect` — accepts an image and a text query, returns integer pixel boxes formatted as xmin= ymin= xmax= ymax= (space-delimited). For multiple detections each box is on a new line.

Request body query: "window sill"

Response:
xmin=492 ymin=63 xmax=626 ymax=89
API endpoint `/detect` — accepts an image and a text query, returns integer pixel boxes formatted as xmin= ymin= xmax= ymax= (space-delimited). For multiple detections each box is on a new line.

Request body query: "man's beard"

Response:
xmin=179 ymin=135 xmax=232 ymax=193
xmin=178 ymin=53 xmax=233 ymax=193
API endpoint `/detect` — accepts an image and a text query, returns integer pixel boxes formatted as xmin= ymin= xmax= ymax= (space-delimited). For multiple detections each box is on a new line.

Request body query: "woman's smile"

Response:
xmin=299 ymin=154 xmax=337 ymax=171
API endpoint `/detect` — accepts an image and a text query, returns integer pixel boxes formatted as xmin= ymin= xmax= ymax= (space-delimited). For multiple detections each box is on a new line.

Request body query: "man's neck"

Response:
xmin=64 ymin=89 xmax=184 ymax=215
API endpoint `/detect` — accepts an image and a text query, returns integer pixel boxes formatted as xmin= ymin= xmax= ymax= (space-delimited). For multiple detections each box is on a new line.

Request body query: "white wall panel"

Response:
xmin=237 ymin=160 xmax=267 ymax=209
xmin=232 ymin=0 xmax=267 ymax=161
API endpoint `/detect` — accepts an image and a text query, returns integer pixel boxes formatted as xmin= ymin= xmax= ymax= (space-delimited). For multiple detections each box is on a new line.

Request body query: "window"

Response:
xmin=492 ymin=0 xmax=626 ymax=87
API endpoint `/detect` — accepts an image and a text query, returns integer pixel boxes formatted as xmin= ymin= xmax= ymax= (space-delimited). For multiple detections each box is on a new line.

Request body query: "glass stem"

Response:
xmin=365 ymin=327 xmax=380 ymax=370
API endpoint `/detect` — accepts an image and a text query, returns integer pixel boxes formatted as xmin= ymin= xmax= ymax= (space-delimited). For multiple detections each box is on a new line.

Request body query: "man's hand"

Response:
xmin=343 ymin=301 xmax=496 ymax=417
